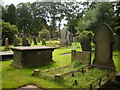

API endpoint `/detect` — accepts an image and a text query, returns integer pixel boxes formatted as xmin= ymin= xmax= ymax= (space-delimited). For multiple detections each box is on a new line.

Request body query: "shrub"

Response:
xmin=39 ymin=27 xmax=50 ymax=40
xmin=79 ymin=31 xmax=94 ymax=41
xmin=2 ymin=21 xmax=18 ymax=44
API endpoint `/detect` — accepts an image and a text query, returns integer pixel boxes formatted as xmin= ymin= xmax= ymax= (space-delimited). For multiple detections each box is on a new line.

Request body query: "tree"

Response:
xmin=7 ymin=4 xmax=17 ymax=25
xmin=17 ymin=3 xmax=32 ymax=34
xmin=76 ymin=2 xmax=114 ymax=33
xmin=2 ymin=21 xmax=18 ymax=44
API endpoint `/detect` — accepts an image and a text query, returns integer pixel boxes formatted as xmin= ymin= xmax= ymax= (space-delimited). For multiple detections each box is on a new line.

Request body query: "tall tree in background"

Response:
xmin=76 ymin=2 xmax=114 ymax=33
xmin=17 ymin=3 xmax=32 ymax=34
xmin=7 ymin=4 xmax=17 ymax=25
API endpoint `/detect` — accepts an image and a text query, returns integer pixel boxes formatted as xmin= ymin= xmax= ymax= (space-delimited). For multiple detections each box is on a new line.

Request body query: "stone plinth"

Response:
xmin=11 ymin=46 xmax=56 ymax=68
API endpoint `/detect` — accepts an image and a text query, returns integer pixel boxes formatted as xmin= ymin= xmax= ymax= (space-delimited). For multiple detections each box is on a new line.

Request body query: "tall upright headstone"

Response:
xmin=5 ymin=38 xmax=9 ymax=49
xmin=60 ymin=27 xmax=67 ymax=44
xmin=93 ymin=23 xmax=115 ymax=69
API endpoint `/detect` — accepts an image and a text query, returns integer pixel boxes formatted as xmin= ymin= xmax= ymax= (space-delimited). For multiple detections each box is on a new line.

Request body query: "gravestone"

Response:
xmin=66 ymin=30 xmax=70 ymax=44
xmin=5 ymin=38 xmax=9 ymax=49
xmin=33 ymin=36 xmax=37 ymax=45
xmin=93 ymin=23 xmax=115 ymax=69
xmin=22 ymin=37 xmax=31 ymax=46
xmin=42 ymin=39 xmax=46 ymax=45
xmin=60 ymin=27 xmax=67 ymax=44
xmin=80 ymin=37 xmax=91 ymax=51
xmin=69 ymin=33 xmax=73 ymax=42
xmin=13 ymin=35 xmax=20 ymax=47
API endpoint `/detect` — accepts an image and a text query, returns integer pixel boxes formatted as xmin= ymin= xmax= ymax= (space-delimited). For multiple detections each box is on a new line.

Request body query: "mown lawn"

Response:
xmin=1 ymin=41 xmax=119 ymax=88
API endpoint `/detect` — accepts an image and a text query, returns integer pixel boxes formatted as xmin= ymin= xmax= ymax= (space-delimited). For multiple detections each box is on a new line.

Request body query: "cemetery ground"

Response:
xmin=1 ymin=41 xmax=119 ymax=89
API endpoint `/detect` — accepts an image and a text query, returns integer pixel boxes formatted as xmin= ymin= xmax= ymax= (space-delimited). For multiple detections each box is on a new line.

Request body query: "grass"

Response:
xmin=1 ymin=41 xmax=119 ymax=88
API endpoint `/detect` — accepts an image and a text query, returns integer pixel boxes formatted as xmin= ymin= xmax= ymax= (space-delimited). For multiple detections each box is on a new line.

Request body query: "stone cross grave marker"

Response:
xmin=5 ymin=38 xmax=9 ymax=49
xmin=93 ymin=23 xmax=115 ymax=69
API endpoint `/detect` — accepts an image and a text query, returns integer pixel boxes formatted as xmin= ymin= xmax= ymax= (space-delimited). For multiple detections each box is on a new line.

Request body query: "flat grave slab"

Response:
xmin=11 ymin=46 xmax=56 ymax=68
xmin=0 ymin=51 xmax=13 ymax=61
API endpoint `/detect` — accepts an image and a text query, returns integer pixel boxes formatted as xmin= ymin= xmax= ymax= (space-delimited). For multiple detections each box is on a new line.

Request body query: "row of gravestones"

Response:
xmin=72 ymin=23 xmax=120 ymax=69
xmin=60 ymin=27 xmax=73 ymax=44
xmin=4 ymin=35 xmax=46 ymax=49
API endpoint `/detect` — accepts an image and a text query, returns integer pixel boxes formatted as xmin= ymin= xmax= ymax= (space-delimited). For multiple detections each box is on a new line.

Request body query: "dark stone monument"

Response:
xmin=22 ymin=37 xmax=31 ymax=46
xmin=80 ymin=37 xmax=91 ymax=51
xmin=93 ymin=23 xmax=115 ymax=69
xmin=11 ymin=46 xmax=56 ymax=68
xmin=33 ymin=36 xmax=37 ymax=45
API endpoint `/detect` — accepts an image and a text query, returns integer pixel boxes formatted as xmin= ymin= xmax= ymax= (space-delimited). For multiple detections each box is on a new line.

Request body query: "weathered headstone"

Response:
xmin=33 ymin=36 xmax=37 ymax=45
xmin=80 ymin=37 xmax=91 ymax=51
xmin=66 ymin=30 xmax=70 ymax=43
xmin=60 ymin=27 xmax=67 ymax=44
xmin=5 ymin=38 xmax=9 ymax=49
xmin=13 ymin=35 xmax=20 ymax=47
xmin=22 ymin=37 xmax=31 ymax=46
xmin=93 ymin=23 xmax=115 ymax=68
xmin=69 ymin=33 xmax=73 ymax=42
xmin=42 ymin=39 xmax=46 ymax=45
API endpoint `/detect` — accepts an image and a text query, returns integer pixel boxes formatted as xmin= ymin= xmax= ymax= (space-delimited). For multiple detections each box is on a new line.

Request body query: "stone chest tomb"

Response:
xmin=11 ymin=46 xmax=56 ymax=68
xmin=93 ymin=23 xmax=115 ymax=69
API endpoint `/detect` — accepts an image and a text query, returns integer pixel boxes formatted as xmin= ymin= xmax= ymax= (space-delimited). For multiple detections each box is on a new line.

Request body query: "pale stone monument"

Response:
xmin=93 ymin=23 xmax=115 ymax=69
xmin=5 ymin=38 xmax=9 ymax=49
xmin=60 ymin=27 xmax=67 ymax=44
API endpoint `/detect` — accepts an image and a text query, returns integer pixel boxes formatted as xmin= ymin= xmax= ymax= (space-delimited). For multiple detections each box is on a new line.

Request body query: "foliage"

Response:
xmin=76 ymin=2 xmax=114 ymax=33
xmin=2 ymin=21 xmax=18 ymax=44
xmin=113 ymin=1 xmax=120 ymax=32
xmin=39 ymin=27 xmax=50 ymax=40
xmin=79 ymin=31 xmax=94 ymax=41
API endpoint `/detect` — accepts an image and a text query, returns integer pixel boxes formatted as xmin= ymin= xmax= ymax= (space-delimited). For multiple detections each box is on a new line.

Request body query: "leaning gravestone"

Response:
xmin=93 ymin=23 xmax=115 ymax=69
xmin=5 ymin=38 xmax=9 ymax=49
xmin=33 ymin=36 xmax=37 ymax=45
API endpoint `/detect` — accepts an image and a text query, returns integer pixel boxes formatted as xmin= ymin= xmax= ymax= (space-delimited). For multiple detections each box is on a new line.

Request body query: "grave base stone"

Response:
xmin=71 ymin=50 xmax=91 ymax=65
